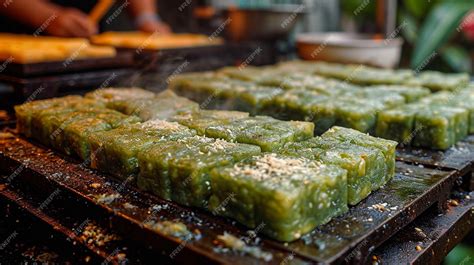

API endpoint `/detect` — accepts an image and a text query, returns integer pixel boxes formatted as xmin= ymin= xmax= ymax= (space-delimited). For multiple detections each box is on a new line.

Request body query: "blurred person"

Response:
xmin=0 ymin=0 xmax=171 ymax=37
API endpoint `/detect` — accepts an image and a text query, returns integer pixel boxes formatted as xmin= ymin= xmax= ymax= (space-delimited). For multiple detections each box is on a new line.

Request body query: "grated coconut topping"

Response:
xmin=93 ymin=87 xmax=154 ymax=101
xmin=229 ymin=154 xmax=324 ymax=185
xmin=140 ymin=119 xmax=185 ymax=132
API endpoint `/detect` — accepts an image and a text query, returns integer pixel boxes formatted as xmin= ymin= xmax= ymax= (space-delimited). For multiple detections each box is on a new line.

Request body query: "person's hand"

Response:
xmin=46 ymin=8 xmax=98 ymax=38
xmin=138 ymin=20 xmax=172 ymax=35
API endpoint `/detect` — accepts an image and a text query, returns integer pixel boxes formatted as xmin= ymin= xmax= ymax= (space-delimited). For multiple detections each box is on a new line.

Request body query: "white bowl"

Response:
xmin=296 ymin=32 xmax=403 ymax=69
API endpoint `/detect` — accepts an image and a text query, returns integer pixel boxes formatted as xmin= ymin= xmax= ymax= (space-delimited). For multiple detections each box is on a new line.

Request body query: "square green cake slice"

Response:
xmin=90 ymin=120 xmax=196 ymax=180
xmin=268 ymin=89 xmax=334 ymax=134
xmin=84 ymin=87 xmax=156 ymax=112
xmin=137 ymin=136 xmax=260 ymax=207
xmin=225 ymin=84 xmax=284 ymax=115
xmin=322 ymin=126 xmax=398 ymax=183
xmin=62 ymin=109 xmax=141 ymax=160
xmin=14 ymin=96 xmax=103 ymax=137
xmin=205 ymin=116 xmax=314 ymax=151
xmin=412 ymin=106 xmax=469 ymax=150
xmin=209 ymin=153 xmax=348 ymax=242
xmin=32 ymin=110 xmax=95 ymax=149
xmin=332 ymin=100 xmax=381 ymax=133
xmin=364 ymin=85 xmax=431 ymax=103
xmin=118 ymin=90 xmax=200 ymax=121
xmin=281 ymin=137 xmax=385 ymax=205
xmin=375 ymin=105 xmax=420 ymax=145
xmin=171 ymin=110 xmax=249 ymax=135
xmin=407 ymin=71 xmax=470 ymax=91
xmin=421 ymin=91 xmax=474 ymax=134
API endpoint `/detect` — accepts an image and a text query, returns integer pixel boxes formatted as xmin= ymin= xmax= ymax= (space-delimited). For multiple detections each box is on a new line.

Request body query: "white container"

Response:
xmin=297 ymin=32 xmax=403 ymax=69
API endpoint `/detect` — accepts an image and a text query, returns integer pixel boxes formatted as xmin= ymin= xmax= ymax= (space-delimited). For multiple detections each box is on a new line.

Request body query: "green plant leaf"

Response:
xmin=403 ymin=0 xmax=432 ymax=18
xmin=410 ymin=1 xmax=473 ymax=69
xmin=440 ymin=44 xmax=472 ymax=72
xmin=340 ymin=0 xmax=375 ymax=18
xmin=398 ymin=9 xmax=419 ymax=45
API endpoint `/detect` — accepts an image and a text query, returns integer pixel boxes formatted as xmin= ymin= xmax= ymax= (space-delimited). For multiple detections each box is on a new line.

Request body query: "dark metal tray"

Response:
xmin=0 ymin=68 xmax=136 ymax=99
xmin=372 ymin=194 xmax=473 ymax=264
xmin=0 ymin=52 xmax=135 ymax=77
xmin=0 ymin=134 xmax=469 ymax=264
xmin=396 ymin=136 xmax=474 ymax=172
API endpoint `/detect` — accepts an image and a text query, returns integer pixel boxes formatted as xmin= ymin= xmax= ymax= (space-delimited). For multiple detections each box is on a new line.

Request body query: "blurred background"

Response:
xmin=97 ymin=0 xmax=474 ymax=73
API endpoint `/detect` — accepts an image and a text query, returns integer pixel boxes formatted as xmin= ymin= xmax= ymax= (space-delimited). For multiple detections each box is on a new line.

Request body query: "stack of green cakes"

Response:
xmin=169 ymin=69 xmax=429 ymax=135
xmin=376 ymin=88 xmax=474 ymax=149
xmin=169 ymin=60 xmax=472 ymax=150
xmin=15 ymin=87 xmax=398 ymax=242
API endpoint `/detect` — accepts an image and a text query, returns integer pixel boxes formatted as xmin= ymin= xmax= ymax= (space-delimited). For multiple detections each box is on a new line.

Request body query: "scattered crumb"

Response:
xmin=214 ymin=232 xmax=273 ymax=262
xmin=194 ymin=229 xmax=201 ymax=236
xmin=116 ymin=253 xmax=127 ymax=261
xmin=372 ymin=255 xmax=380 ymax=265
xmin=448 ymin=199 xmax=459 ymax=207
xmin=145 ymin=220 xmax=198 ymax=240
xmin=90 ymin=183 xmax=101 ymax=189
xmin=415 ymin=245 xmax=422 ymax=251
xmin=80 ymin=222 xmax=120 ymax=247
xmin=414 ymin=227 xmax=427 ymax=238
xmin=367 ymin=203 xmax=398 ymax=213
xmin=217 ymin=232 xmax=245 ymax=250
xmin=123 ymin=202 xmax=137 ymax=209
xmin=94 ymin=193 xmax=121 ymax=204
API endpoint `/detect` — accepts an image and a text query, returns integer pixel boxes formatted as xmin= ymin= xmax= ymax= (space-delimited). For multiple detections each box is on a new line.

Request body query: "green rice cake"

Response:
xmin=84 ymin=87 xmax=156 ymax=112
xmin=322 ymin=126 xmax=397 ymax=183
xmin=407 ymin=71 xmax=470 ymax=92
xmin=171 ymin=110 xmax=249 ymax=135
xmin=14 ymin=96 xmax=103 ymax=137
xmin=375 ymin=105 xmax=420 ymax=145
xmin=119 ymin=90 xmax=200 ymax=121
xmin=312 ymin=137 xmax=386 ymax=196
xmin=209 ymin=153 xmax=347 ymax=242
xmin=258 ymin=73 xmax=358 ymax=95
xmin=281 ymin=137 xmax=385 ymax=205
xmin=90 ymin=120 xmax=196 ymax=180
xmin=226 ymin=84 xmax=284 ymax=115
xmin=32 ymin=110 xmax=94 ymax=149
xmin=412 ymin=106 xmax=469 ymax=150
xmin=137 ymin=136 xmax=260 ymax=207
xmin=205 ymin=116 xmax=314 ymax=151
xmin=332 ymin=101 xmax=380 ymax=133
xmin=218 ymin=66 xmax=283 ymax=82
xmin=354 ymin=90 xmax=406 ymax=108
xmin=28 ymin=103 xmax=112 ymax=148
xmin=62 ymin=110 xmax=140 ymax=160
xmin=312 ymin=62 xmax=413 ymax=85
xmin=421 ymin=91 xmax=474 ymax=134
xmin=270 ymin=89 xmax=334 ymax=134
xmin=364 ymin=85 xmax=431 ymax=103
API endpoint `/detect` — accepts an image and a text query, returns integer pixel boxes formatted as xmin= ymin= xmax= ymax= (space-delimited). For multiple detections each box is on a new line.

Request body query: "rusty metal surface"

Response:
xmin=0 ymin=190 xmax=104 ymax=264
xmin=0 ymin=135 xmax=466 ymax=264
xmin=0 ymin=181 xmax=171 ymax=264
xmin=371 ymin=193 xmax=474 ymax=265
